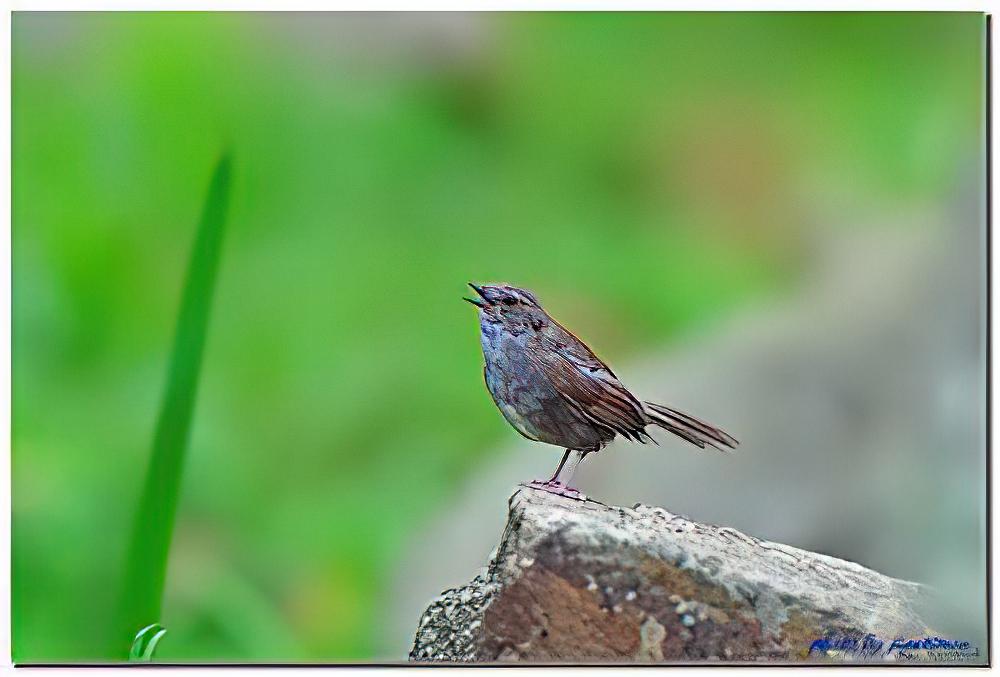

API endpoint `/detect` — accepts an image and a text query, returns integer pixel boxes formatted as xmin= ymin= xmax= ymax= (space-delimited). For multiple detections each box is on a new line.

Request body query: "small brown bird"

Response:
xmin=465 ymin=282 xmax=738 ymax=497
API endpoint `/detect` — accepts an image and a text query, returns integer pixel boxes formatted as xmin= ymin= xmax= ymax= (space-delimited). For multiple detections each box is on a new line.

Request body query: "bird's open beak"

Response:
xmin=464 ymin=282 xmax=487 ymax=308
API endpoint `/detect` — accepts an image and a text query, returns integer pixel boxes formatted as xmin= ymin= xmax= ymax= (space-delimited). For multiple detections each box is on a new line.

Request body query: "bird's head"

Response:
xmin=465 ymin=282 xmax=548 ymax=331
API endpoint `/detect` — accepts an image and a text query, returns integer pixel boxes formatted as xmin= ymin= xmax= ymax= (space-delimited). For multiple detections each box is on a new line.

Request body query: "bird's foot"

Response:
xmin=525 ymin=479 xmax=587 ymax=501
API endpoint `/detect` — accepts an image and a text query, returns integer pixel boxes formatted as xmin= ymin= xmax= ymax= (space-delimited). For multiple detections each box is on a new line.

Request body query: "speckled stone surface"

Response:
xmin=410 ymin=486 xmax=930 ymax=664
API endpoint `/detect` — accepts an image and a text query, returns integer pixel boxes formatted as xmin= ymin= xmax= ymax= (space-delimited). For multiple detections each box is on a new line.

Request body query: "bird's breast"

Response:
xmin=481 ymin=332 xmax=557 ymax=441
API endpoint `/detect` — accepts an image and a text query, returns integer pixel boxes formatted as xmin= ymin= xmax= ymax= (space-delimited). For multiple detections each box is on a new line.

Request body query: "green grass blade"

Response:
xmin=129 ymin=624 xmax=168 ymax=662
xmin=116 ymin=153 xmax=232 ymax=657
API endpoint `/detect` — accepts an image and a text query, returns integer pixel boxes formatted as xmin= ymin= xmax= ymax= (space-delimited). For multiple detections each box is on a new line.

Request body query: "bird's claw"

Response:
xmin=525 ymin=479 xmax=587 ymax=501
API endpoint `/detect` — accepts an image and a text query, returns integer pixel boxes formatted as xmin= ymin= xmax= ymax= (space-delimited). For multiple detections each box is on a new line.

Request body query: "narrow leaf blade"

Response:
xmin=116 ymin=153 xmax=233 ymax=657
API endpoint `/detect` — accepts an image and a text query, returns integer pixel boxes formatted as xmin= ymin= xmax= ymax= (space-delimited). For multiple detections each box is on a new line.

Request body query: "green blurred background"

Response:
xmin=13 ymin=12 xmax=986 ymax=663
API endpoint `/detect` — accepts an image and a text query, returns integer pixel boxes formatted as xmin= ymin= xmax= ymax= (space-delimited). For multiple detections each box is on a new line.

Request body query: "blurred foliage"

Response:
xmin=12 ymin=12 xmax=985 ymax=662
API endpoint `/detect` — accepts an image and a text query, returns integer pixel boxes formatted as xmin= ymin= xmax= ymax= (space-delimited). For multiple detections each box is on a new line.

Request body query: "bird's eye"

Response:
xmin=501 ymin=297 xmax=517 ymax=306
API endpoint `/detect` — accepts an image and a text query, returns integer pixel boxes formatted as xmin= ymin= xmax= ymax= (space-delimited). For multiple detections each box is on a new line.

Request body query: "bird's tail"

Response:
xmin=644 ymin=402 xmax=739 ymax=452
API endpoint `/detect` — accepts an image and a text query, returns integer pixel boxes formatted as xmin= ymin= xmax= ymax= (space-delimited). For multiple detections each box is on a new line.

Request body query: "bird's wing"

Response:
xmin=543 ymin=318 xmax=619 ymax=377
xmin=531 ymin=329 xmax=651 ymax=443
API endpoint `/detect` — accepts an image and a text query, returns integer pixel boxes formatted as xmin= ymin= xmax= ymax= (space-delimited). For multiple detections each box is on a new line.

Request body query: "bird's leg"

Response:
xmin=529 ymin=449 xmax=586 ymax=499
xmin=546 ymin=449 xmax=573 ymax=483
xmin=550 ymin=448 xmax=584 ymax=486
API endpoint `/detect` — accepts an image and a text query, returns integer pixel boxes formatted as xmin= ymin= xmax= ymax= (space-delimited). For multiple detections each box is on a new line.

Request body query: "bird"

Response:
xmin=464 ymin=282 xmax=738 ymax=498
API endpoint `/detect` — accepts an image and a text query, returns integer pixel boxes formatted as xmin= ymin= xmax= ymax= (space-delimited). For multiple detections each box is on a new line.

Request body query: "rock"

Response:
xmin=410 ymin=486 xmax=932 ymax=663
